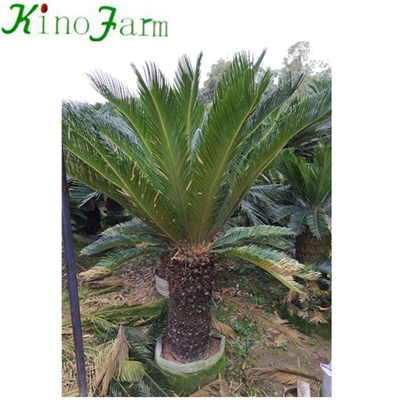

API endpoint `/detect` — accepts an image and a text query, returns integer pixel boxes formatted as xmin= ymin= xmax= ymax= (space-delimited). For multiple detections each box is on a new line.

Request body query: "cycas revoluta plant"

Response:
xmin=62 ymin=50 xmax=331 ymax=363
xmin=276 ymin=141 xmax=332 ymax=264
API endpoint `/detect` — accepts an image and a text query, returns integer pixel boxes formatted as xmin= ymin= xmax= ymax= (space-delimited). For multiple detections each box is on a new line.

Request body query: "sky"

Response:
xmin=0 ymin=1 xmax=399 ymax=399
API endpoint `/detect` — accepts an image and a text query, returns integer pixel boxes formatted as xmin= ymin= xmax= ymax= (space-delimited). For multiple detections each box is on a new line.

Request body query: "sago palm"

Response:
xmin=62 ymin=50 xmax=331 ymax=363
xmin=276 ymin=141 xmax=332 ymax=263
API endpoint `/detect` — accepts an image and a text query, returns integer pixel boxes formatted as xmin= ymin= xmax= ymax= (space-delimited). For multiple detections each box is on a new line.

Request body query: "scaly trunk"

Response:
xmin=156 ymin=252 xmax=168 ymax=279
xmin=105 ymin=196 xmax=125 ymax=216
xmin=166 ymin=253 xmax=215 ymax=363
xmin=295 ymin=227 xmax=331 ymax=264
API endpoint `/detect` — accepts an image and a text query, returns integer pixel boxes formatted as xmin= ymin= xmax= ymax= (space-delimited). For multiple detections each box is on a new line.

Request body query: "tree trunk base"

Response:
xmin=166 ymin=253 xmax=215 ymax=363
xmin=155 ymin=333 xmax=226 ymax=395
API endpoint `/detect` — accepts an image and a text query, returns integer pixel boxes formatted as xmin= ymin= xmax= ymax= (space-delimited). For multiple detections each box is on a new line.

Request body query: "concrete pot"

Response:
xmin=155 ymin=274 xmax=169 ymax=297
xmin=155 ymin=333 xmax=226 ymax=395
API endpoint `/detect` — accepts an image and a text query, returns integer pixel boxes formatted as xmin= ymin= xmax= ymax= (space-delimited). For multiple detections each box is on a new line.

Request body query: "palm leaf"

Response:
xmin=79 ymin=246 xmax=165 ymax=281
xmin=214 ymin=245 xmax=304 ymax=293
xmin=92 ymin=325 xmax=129 ymax=396
xmin=306 ymin=211 xmax=329 ymax=240
xmin=63 ymin=102 xmax=183 ymax=245
xmin=188 ymin=50 xmax=273 ymax=244
xmin=208 ymin=87 xmax=331 ymax=238
xmin=190 ymin=377 xmax=230 ymax=397
xmin=288 ymin=210 xmax=309 ymax=236
xmin=119 ymin=360 xmax=146 ymax=382
xmin=211 ymin=318 xmax=238 ymax=339
xmin=224 ymin=296 xmax=302 ymax=345
xmin=213 ymin=225 xmax=294 ymax=248
xmin=245 ymin=367 xmax=320 ymax=386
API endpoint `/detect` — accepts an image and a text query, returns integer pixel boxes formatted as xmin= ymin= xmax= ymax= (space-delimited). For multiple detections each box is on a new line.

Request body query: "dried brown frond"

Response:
xmin=92 ymin=325 xmax=129 ymax=396
xmin=190 ymin=377 xmax=230 ymax=397
xmin=305 ymin=280 xmax=320 ymax=295
xmin=212 ymin=318 xmax=238 ymax=339
xmin=245 ymin=367 xmax=321 ymax=387
xmin=224 ymin=296 xmax=302 ymax=345
xmin=273 ymin=334 xmax=288 ymax=346
xmin=87 ymin=276 xmax=127 ymax=289
xmin=295 ymin=269 xmax=321 ymax=281
xmin=79 ymin=266 xmax=112 ymax=282
xmin=284 ymin=290 xmax=298 ymax=304
xmin=308 ymin=311 xmax=329 ymax=325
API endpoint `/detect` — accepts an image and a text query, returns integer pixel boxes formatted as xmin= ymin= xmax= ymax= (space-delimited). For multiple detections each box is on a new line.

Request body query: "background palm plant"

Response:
xmin=62 ymin=50 xmax=331 ymax=363
xmin=275 ymin=141 xmax=332 ymax=264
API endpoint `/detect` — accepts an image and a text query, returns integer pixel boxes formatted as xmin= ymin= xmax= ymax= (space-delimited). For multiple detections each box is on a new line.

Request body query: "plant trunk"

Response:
xmin=105 ymin=196 xmax=125 ymax=216
xmin=295 ymin=227 xmax=331 ymax=264
xmin=166 ymin=254 xmax=215 ymax=363
xmin=156 ymin=253 xmax=168 ymax=279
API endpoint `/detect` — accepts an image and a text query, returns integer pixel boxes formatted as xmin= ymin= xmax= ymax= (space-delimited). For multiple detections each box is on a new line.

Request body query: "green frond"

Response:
xmin=82 ymin=298 xmax=168 ymax=328
xmin=207 ymin=87 xmax=331 ymax=238
xmin=119 ymin=360 xmax=146 ymax=382
xmin=278 ymin=141 xmax=331 ymax=209
xmin=306 ymin=211 xmax=330 ymax=239
xmin=173 ymin=52 xmax=206 ymax=150
xmin=214 ymin=245 xmax=304 ymax=293
xmin=80 ymin=246 xmax=165 ymax=281
xmin=188 ymin=51 xmax=273 ymax=243
xmin=63 ymin=102 xmax=183 ymax=245
xmin=288 ymin=210 xmax=309 ymax=236
xmin=130 ymin=61 xmax=194 ymax=236
xmin=81 ymin=232 xmax=167 ymax=256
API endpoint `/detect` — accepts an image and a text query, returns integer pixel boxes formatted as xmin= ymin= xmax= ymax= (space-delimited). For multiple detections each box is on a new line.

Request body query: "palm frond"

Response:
xmin=208 ymin=87 xmax=331 ymax=238
xmin=119 ymin=360 xmax=146 ymax=382
xmin=188 ymin=50 xmax=273 ymax=243
xmin=63 ymin=102 xmax=183 ymax=245
xmin=79 ymin=246 xmax=165 ymax=281
xmin=213 ymin=225 xmax=294 ymax=248
xmin=81 ymin=232 xmax=167 ymax=256
xmin=288 ymin=210 xmax=309 ymax=236
xmin=215 ymin=245 xmax=304 ymax=293
xmin=224 ymin=296 xmax=302 ymax=345
xmin=245 ymin=367 xmax=320 ymax=386
xmin=190 ymin=377 xmax=230 ymax=397
xmin=211 ymin=318 xmax=238 ymax=339
xmin=306 ymin=211 xmax=330 ymax=239
xmin=92 ymin=326 xmax=129 ymax=396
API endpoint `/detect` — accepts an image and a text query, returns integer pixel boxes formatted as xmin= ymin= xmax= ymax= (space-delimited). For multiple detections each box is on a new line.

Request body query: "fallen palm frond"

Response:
xmin=79 ymin=266 xmax=114 ymax=282
xmin=190 ymin=376 xmax=230 ymax=397
xmin=212 ymin=318 xmax=238 ymax=339
xmin=92 ymin=325 xmax=130 ymax=396
xmin=307 ymin=311 xmax=329 ymax=324
xmin=245 ymin=367 xmax=321 ymax=387
xmin=62 ymin=297 xmax=167 ymax=334
xmin=224 ymin=295 xmax=302 ymax=345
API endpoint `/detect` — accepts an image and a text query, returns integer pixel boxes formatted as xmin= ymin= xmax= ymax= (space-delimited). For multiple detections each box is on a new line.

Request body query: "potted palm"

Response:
xmin=275 ymin=141 xmax=332 ymax=264
xmin=62 ymin=50 xmax=331 ymax=393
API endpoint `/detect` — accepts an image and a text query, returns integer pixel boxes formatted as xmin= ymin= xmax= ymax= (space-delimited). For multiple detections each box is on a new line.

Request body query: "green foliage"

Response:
xmin=276 ymin=141 xmax=331 ymax=240
xmin=63 ymin=50 xmax=331 ymax=346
